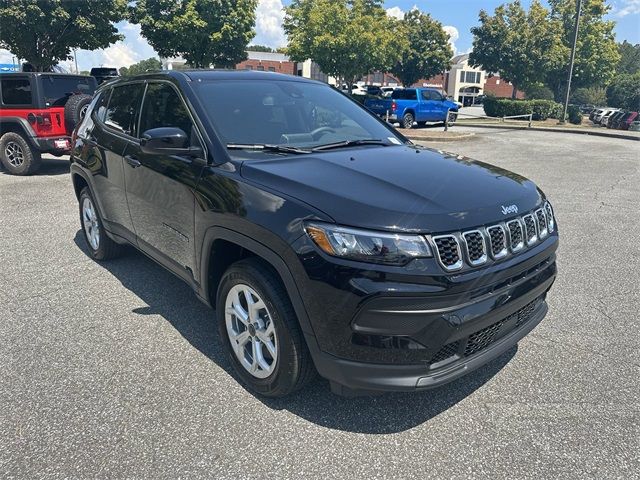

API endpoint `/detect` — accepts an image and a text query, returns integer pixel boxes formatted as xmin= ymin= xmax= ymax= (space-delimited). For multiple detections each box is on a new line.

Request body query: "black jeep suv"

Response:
xmin=0 ymin=73 xmax=96 ymax=174
xmin=70 ymin=70 xmax=558 ymax=397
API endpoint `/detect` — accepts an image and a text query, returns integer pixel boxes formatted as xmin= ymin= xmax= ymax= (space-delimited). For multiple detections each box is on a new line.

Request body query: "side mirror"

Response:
xmin=140 ymin=127 xmax=202 ymax=157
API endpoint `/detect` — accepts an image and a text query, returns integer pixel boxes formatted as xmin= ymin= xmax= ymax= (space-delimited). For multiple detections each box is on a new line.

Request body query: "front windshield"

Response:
xmin=194 ymin=80 xmax=404 ymax=149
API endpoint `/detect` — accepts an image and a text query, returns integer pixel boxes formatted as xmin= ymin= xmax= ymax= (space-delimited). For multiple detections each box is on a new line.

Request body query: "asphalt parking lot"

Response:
xmin=1 ymin=128 xmax=638 ymax=478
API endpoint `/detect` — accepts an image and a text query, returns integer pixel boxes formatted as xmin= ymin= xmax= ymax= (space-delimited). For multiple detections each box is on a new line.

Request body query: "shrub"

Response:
xmin=525 ymin=84 xmax=555 ymax=100
xmin=483 ymin=97 xmax=562 ymax=120
xmin=570 ymin=87 xmax=607 ymax=106
xmin=566 ymin=105 xmax=582 ymax=124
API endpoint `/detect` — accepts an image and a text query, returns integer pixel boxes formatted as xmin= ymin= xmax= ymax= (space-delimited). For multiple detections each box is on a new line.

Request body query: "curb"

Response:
xmin=405 ymin=133 xmax=476 ymax=142
xmin=453 ymin=122 xmax=640 ymax=141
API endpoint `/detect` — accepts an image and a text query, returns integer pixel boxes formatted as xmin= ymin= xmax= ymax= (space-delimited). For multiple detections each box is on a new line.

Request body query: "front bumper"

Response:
xmin=294 ymin=232 xmax=558 ymax=394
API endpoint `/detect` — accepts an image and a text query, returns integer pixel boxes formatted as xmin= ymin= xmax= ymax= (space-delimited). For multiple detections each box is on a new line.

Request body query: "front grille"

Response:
xmin=462 ymin=230 xmax=486 ymax=265
xmin=429 ymin=206 xmax=555 ymax=272
xmin=428 ymin=341 xmax=460 ymax=365
xmin=433 ymin=235 xmax=462 ymax=270
xmin=522 ymin=214 xmax=538 ymax=245
xmin=507 ymin=219 xmax=524 ymax=252
xmin=465 ymin=319 xmax=505 ymax=355
xmin=486 ymin=225 xmax=508 ymax=259
xmin=536 ymin=208 xmax=548 ymax=238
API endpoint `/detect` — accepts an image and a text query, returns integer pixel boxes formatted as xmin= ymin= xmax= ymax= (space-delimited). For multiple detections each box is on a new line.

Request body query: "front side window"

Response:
xmin=104 ymin=83 xmax=145 ymax=136
xmin=139 ymin=83 xmax=194 ymax=141
xmin=41 ymin=75 xmax=95 ymax=107
xmin=1 ymin=77 xmax=32 ymax=105
xmin=195 ymin=80 xmax=403 ymax=148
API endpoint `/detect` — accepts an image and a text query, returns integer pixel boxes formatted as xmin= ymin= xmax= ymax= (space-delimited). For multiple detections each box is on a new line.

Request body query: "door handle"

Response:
xmin=124 ymin=155 xmax=141 ymax=168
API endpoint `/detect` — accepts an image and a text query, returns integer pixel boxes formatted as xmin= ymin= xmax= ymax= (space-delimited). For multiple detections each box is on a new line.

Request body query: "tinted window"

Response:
xmin=421 ymin=90 xmax=443 ymax=101
xmin=1 ymin=77 xmax=32 ymax=105
xmin=104 ymin=83 xmax=144 ymax=136
xmin=42 ymin=76 xmax=96 ymax=106
xmin=392 ymin=89 xmax=417 ymax=100
xmin=194 ymin=80 xmax=402 ymax=148
xmin=139 ymin=83 xmax=194 ymax=140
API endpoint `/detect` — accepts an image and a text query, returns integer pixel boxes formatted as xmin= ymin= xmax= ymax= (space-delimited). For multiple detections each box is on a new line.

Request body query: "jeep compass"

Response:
xmin=70 ymin=71 xmax=558 ymax=397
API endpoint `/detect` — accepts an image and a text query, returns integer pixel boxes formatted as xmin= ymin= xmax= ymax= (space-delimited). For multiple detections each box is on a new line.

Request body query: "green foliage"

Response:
xmin=484 ymin=97 xmax=562 ymax=120
xmin=525 ymin=84 xmax=555 ymax=100
xmin=570 ymin=86 xmax=606 ymax=105
xmin=546 ymin=0 xmax=620 ymax=100
xmin=0 ymin=0 xmax=127 ymax=71
xmin=566 ymin=104 xmax=583 ymax=124
xmin=617 ymin=41 xmax=640 ymax=75
xmin=119 ymin=57 xmax=162 ymax=76
xmin=131 ymin=0 xmax=257 ymax=68
xmin=248 ymin=45 xmax=274 ymax=52
xmin=469 ymin=0 xmax=563 ymax=98
xmin=284 ymin=0 xmax=402 ymax=89
xmin=606 ymin=73 xmax=640 ymax=111
xmin=390 ymin=10 xmax=452 ymax=87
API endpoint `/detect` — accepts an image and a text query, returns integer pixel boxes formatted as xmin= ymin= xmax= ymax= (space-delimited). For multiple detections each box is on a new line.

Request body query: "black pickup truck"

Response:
xmin=70 ymin=70 xmax=558 ymax=397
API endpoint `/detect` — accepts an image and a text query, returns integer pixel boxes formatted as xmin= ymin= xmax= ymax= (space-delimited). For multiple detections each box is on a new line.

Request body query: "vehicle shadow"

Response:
xmin=0 ymin=156 xmax=70 ymax=177
xmin=73 ymin=231 xmax=517 ymax=434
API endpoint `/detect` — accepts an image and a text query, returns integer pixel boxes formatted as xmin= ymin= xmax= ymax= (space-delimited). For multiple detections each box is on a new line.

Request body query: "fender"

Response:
xmin=198 ymin=226 xmax=318 ymax=342
xmin=0 ymin=116 xmax=39 ymax=147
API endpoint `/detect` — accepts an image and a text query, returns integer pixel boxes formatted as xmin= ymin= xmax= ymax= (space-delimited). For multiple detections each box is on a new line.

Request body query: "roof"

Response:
xmin=166 ymin=69 xmax=318 ymax=83
xmin=451 ymin=53 xmax=470 ymax=65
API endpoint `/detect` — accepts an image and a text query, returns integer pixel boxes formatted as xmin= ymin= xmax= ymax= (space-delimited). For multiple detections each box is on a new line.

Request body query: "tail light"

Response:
xmin=391 ymin=101 xmax=397 ymax=112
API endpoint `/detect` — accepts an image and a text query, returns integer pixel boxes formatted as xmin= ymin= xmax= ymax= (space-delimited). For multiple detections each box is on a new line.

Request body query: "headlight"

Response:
xmin=305 ymin=222 xmax=432 ymax=265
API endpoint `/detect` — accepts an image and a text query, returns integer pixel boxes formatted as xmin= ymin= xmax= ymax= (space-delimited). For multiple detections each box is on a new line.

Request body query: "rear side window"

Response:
xmin=1 ymin=77 xmax=32 ymax=105
xmin=139 ymin=83 xmax=194 ymax=140
xmin=104 ymin=83 xmax=145 ymax=136
xmin=392 ymin=89 xmax=417 ymax=100
xmin=41 ymin=76 xmax=96 ymax=107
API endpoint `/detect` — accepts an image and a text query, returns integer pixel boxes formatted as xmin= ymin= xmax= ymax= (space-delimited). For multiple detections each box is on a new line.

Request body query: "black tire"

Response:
xmin=64 ymin=94 xmax=92 ymax=133
xmin=217 ymin=258 xmax=315 ymax=397
xmin=417 ymin=121 xmax=426 ymax=127
xmin=447 ymin=112 xmax=458 ymax=127
xmin=0 ymin=132 xmax=41 ymax=175
xmin=78 ymin=187 xmax=123 ymax=260
xmin=401 ymin=112 xmax=415 ymax=129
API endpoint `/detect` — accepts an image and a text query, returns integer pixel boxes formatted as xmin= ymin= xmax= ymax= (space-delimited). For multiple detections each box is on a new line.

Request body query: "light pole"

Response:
xmin=560 ymin=0 xmax=582 ymax=125
xmin=74 ymin=49 xmax=79 ymax=73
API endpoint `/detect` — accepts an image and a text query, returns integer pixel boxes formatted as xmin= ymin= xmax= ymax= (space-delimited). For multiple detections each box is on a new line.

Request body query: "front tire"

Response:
xmin=217 ymin=258 xmax=315 ymax=397
xmin=79 ymin=187 xmax=123 ymax=260
xmin=0 ymin=132 xmax=41 ymax=175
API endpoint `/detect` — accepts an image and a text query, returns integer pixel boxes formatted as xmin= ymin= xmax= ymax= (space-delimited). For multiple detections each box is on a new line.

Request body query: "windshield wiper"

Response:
xmin=311 ymin=139 xmax=391 ymax=151
xmin=226 ymin=143 xmax=311 ymax=155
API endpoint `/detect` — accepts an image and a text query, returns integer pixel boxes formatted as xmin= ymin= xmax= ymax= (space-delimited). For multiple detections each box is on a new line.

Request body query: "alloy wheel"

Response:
xmin=225 ymin=284 xmax=278 ymax=379
xmin=4 ymin=141 xmax=24 ymax=167
xmin=82 ymin=197 xmax=100 ymax=251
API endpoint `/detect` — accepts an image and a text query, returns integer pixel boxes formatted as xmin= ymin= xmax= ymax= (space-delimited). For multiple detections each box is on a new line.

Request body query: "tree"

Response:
xmin=470 ymin=1 xmax=563 ymax=99
xmin=0 ymin=0 xmax=127 ymax=72
xmin=119 ymin=57 xmax=162 ymax=76
xmin=284 ymin=0 xmax=401 ymax=91
xmin=606 ymin=73 xmax=640 ymax=110
xmin=546 ymin=0 xmax=620 ymax=100
xmin=390 ymin=10 xmax=452 ymax=87
xmin=617 ymin=41 xmax=640 ymax=75
xmin=248 ymin=45 xmax=274 ymax=52
xmin=570 ymin=86 xmax=606 ymax=105
xmin=131 ymin=0 xmax=257 ymax=69
xmin=525 ymin=84 xmax=555 ymax=100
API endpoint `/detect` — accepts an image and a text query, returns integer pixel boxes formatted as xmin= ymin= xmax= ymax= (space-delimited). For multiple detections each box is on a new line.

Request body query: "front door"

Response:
xmin=123 ymin=81 xmax=205 ymax=275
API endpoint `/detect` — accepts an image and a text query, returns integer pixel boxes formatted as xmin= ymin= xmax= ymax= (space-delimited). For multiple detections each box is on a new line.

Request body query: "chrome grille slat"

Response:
xmin=462 ymin=230 xmax=487 ymax=266
xmin=486 ymin=225 xmax=508 ymax=259
xmin=522 ymin=214 xmax=538 ymax=245
xmin=432 ymin=235 xmax=463 ymax=271
xmin=535 ymin=208 xmax=548 ymax=239
xmin=544 ymin=202 xmax=555 ymax=232
xmin=506 ymin=219 xmax=524 ymax=252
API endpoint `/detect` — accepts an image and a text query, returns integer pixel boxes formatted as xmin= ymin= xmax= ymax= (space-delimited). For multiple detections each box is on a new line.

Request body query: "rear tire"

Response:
xmin=79 ymin=187 xmax=123 ymax=260
xmin=217 ymin=258 xmax=315 ymax=397
xmin=401 ymin=112 xmax=415 ymax=129
xmin=0 ymin=132 xmax=41 ymax=175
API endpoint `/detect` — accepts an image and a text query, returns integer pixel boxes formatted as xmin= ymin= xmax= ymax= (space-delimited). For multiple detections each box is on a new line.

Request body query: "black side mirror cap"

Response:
xmin=140 ymin=127 xmax=203 ymax=158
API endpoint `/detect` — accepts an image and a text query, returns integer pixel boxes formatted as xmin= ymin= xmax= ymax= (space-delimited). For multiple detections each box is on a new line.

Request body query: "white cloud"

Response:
xmin=252 ymin=0 xmax=287 ymax=48
xmin=443 ymin=25 xmax=459 ymax=55
xmin=386 ymin=6 xmax=405 ymax=19
xmin=615 ymin=0 xmax=640 ymax=17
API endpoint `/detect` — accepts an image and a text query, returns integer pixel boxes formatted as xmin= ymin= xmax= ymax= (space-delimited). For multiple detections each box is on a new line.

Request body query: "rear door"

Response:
xmin=123 ymin=81 xmax=206 ymax=276
xmin=83 ymin=82 xmax=144 ymax=237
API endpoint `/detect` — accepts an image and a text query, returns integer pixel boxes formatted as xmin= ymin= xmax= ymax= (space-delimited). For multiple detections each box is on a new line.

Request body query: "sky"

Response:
xmin=0 ymin=0 xmax=638 ymax=71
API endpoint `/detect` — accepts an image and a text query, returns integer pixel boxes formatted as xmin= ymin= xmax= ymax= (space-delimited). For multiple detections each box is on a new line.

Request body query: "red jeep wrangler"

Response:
xmin=0 ymin=73 xmax=96 ymax=175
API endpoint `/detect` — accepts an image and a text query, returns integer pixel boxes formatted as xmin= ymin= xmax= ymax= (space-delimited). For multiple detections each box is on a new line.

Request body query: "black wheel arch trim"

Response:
xmin=198 ymin=226 xmax=318 ymax=343
xmin=0 ymin=117 xmax=39 ymax=147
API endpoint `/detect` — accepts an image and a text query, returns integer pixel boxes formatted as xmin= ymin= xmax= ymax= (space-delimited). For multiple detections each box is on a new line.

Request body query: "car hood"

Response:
xmin=239 ymin=145 xmax=543 ymax=233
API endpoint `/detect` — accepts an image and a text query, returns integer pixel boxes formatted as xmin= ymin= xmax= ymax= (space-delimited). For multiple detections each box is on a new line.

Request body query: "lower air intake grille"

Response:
xmin=465 ymin=319 xmax=505 ymax=355
xmin=429 ymin=341 xmax=460 ymax=365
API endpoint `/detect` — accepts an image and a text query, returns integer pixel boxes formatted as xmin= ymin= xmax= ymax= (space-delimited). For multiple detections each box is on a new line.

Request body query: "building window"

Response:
xmin=257 ymin=65 xmax=264 ymax=71
xmin=460 ymin=70 xmax=465 ymax=82
xmin=268 ymin=66 xmax=276 ymax=72
xmin=245 ymin=65 xmax=253 ymax=70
